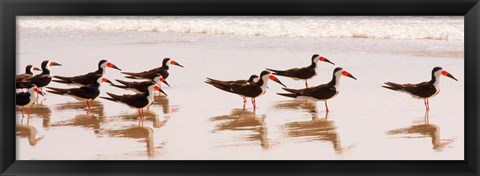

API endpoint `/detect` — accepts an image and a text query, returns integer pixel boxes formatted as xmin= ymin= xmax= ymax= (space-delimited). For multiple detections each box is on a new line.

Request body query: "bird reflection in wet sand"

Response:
xmin=55 ymin=100 xmax=104 ymax=115
xmin=210 ymin=109 xmax=269 ymax=149
xmin=120 ymin=110 xmax=169 ymax=128
xmin=22 ymin=103 xmax=52 ymax=128
xmin=386 ymin=113 xmax=453 ymax=151
xmin=51 ymin=101 xmax=106 ymax=135
xmin=16 ymin=124 xmax=44 ymax=146
xmin=274 ymin=100 xmax=346 ymax=154
xmin=108 ymin=125 xmax=158 ymax=158
xmin=150 ymin=95 xmax=176 ymax=114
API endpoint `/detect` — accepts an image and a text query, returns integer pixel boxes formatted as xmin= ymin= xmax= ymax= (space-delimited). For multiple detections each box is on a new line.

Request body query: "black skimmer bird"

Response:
xmin=16 ymin=65 xmax=41 ymax=83
xmin=206 ymin=74 xmax=259 ymax=109
xmin=53 ymin=60 xmax=121 ymax=86
xmin=16 ymin=60 xmax=62 ymax=91
xmin=267 ymin=54 xmax=335 ymax=88
xmin=16 ymin=84 xmax=45 ymax=117
xmin=382 ymin=67 xmax=458 ymax=111
xmin=277 ymin=67 xmax=357 ymax=113
xmin=46 ymin=75 xmax=113 ymax=112
xmin=100 ymin=82 xmax=161 ymax=120
xmin=121 ymin=58 xmax=183 ymax=80
xmin=112 ymin=74 xmax=169 ymax=96
xmin=206 ymin=70 xmax=286 ymax=111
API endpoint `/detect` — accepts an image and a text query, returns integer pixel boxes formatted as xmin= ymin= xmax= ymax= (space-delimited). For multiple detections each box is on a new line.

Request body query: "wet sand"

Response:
xmin=16 ymin=29 xmax=463 ymax=160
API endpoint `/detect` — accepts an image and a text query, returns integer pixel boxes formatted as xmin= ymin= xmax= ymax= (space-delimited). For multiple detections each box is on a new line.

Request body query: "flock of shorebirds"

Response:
xmin=16 ymin=54 xmax=458 ymax=122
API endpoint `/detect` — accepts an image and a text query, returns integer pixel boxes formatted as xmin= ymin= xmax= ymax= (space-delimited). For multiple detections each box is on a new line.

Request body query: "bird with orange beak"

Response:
xmin=46 ymin=75 xmax=114 ymax=112
xmin=121 ymin=58 xmax=183 ymax=80
xmin=101 ymin=82 xmax=163 ymax=120
xmin=383 ymin=67 xmax=458 ymax=112
xmin=278 ymin=67 xmax=357 ymax=113
xmin=53 ymin=59 xmax=121 ymax=86
xmin=16 ymin=60 xmax=62 ymax=91
xmin=206 ymin=70 xmax=286 ymax=111
xmin=16 ymin=84 xmax=45 ymax=117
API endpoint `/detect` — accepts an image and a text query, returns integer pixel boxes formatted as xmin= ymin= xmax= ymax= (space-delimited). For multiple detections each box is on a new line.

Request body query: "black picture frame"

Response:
xmin=1 ymin=0 xmax=479 ymax=175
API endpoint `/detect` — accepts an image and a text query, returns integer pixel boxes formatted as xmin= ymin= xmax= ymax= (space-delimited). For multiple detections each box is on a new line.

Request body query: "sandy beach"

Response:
xmin=16 ymin=17 xmax=464 ymax=160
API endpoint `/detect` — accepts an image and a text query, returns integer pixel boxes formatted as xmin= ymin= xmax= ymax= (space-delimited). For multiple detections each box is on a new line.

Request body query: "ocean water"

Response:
xmin=17 ymin=16 xmax=463 ymax=41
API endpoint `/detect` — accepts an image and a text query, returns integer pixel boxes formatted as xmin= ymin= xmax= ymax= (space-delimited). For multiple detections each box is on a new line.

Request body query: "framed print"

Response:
xmin=1 ymin=0 xmax=479 ymax=175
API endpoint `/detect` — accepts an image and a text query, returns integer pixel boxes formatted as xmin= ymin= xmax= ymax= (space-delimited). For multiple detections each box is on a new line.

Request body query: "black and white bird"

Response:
xmin=16 ymin=65 xmax=41 ymax=83
xmin=206 ymin=70 xmax=286 ymax=111
xmin=16 ymin=60 xmax=62 ymax=91
xmin=16 ymin=84 xmax=45 ymax=117
xmin=121 ymin=58 xmax=183 ymax=80
xmin=46 ymin=75 xmax=113 ymax=111
xmin=267 ymin=54 xmax=335 ymax=88
xmin=382 ymin=67 xmax=458 ymax=111
xmin=53 ymin=59 xmax=121 ymax=86
xmin=113 ymin=74 xmax=169 ymax=96
xmin=101 ymin=82 xmax=161 ymax=120
xmin=277 ymin=67 xmax=357 ymax=113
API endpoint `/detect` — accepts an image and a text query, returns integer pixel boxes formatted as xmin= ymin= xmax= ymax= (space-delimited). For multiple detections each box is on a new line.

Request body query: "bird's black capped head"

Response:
xmin=260 ymin=70 xmax=271 ymax=78
xmin=41 ymin=60 xmax=49 ymax=68
xmin=25 ymin=65 xmax=41 ymax=74
xmin=432 ymin=67 xmax=443 ymax=73
xmin=260 ymin=70 xmax=287 ymax=87
xmin=98 ymin=60 xmax=108 ymax=68
xmin=162 ymin=58 xmax=171 ymax=67
xmin=41 ymin=60 xmax=61 ymax=71
xmin=333 ymin=67 xmax=356 ymax=80
xmin=312 ymin=54 xmax=334 ymax=65
xmin=98 ymin=59 xmax=121 ymax=71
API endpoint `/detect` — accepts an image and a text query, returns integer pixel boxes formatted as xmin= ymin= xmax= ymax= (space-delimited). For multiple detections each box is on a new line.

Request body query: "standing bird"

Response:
xmin=121 ymin=58 xmax=183 ymax=80
xmin=16 ymin=60 xmax=62 ymax=92
xmin=16 ymin=65 xmax=41 ymax=83
xmin=267 ymin=54 xmax=335 ymax=88
xmin=101 ymin=82 xmax=161 ymax=120
xmin=205 ymin=74 xmax=259 ymax=109
xmin=46 ymin=75 xmax=113 ymax=112
xmin=16 ymin=84 xmax=45 ymax=117
xmin=277 ymin=67 xmax=357 ymax=113
xmin=382 ymin=67 xmax=458 ymax=111
xmin=206 ymin=71 xmax=286 ymax=111
xmin=53 ymin=60 xmax=121 ymax=86
xmin=113 ymin=74 xmax=170 ymax=96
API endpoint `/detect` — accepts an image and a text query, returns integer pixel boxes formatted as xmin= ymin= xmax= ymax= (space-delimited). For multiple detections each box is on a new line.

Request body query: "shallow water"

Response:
xmin=16 ymin=28 xmax=464 ymax=160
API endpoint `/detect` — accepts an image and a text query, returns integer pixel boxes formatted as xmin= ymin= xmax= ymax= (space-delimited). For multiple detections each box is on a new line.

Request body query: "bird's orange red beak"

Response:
xmin=342 ymin=71 xmax=357 ymax=80
xmin=442 ymin=71 xmax=458 ymax=81
xmin=269 ymin=75 xmax=287 ymax=87
xmin=107 ymin=62 xmax=122 ymax=71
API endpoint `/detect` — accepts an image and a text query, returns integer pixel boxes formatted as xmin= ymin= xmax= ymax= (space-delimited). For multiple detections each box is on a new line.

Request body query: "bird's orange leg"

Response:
xmin=424 ymin=99 xmax=428 ymax=111
xmin=305 ymin=80 xmax=309 ymax=88
xmin=252 ymin=98 xmax=256 ymax=112
xmin=20 ymin=108 xmax=25 ymax=117
xmin=87 ymin=100 xmax=92 ymax=109
xmin=243 ymin=97 xmax=247 ymax=110
xmin=325 ymin=101 xmax=329 ymax=113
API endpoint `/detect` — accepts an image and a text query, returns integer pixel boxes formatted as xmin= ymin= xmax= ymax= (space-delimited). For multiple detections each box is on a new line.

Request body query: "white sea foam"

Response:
xmin=17 ymin=16 xmax=464 ymax=41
